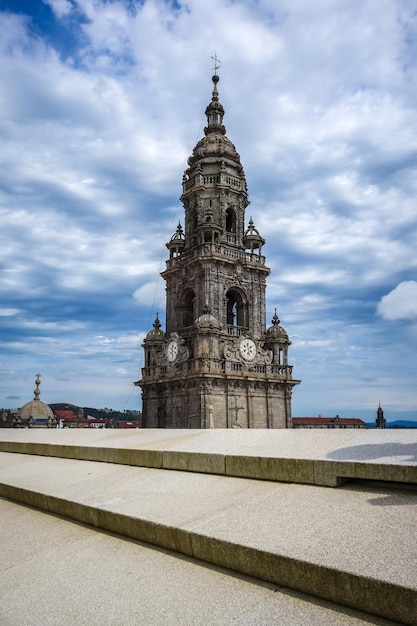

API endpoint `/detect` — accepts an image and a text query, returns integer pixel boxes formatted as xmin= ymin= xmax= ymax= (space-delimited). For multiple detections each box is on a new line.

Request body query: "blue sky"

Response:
xmin=1 ymin=0 xmax=417 ymax=422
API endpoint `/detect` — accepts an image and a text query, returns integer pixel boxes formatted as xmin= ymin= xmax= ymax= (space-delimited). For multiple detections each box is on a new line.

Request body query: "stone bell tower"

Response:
xmin=135 ymin=72 xmax=300 ymax=428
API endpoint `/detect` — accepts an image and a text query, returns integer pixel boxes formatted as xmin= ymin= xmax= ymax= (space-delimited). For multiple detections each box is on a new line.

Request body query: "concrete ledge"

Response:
xmin=225 ymin=455 xmax=315 ymax=484
xmin=1 ymin=480 xmax=415 ymax=625
xmin=162 ymin=450 xmax=226 ymax=474
xmin=0 ymin=440 xmax=163 ymax=469
xmin=0 ymin=449 xmax=416 ymax=625
xmin=1 ymin=431 xmax=416 ymax=487
xmin=7 ymin=498 xmax=401 ymax=626
xmin=314 ymin=459 xmax=417 ymax=487
xmin=189 ymin=535 xmax=416 ymax=626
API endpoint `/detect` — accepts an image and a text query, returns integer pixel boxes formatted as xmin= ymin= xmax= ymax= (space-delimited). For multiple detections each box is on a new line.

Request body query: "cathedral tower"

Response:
xmin=136 ymin=73 xmax=300 ymax=428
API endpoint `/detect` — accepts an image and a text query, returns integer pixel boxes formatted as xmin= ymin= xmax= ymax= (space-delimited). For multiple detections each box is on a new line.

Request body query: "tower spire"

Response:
xmin=376 ymin=403 xmax=386 ymax=429
xmin=205 ymin=54 xmax=225 ymax=133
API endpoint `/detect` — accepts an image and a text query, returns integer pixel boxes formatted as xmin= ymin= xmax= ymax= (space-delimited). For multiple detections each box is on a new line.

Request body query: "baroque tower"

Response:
xmin=136 ymin=73 xmax=300 ymax=428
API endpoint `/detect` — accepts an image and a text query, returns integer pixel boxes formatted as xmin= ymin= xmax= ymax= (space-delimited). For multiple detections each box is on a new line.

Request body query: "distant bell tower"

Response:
xmin=135 ymin=69 xmax=300 ymax=428
xmin=376 ymin=404 xmax=386 ymax=429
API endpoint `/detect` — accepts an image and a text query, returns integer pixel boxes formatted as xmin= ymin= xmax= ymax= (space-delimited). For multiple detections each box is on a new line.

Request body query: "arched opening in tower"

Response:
xmin=180 ymin=288 xmax=195 ymax=328
xmin=226 ymin=207 xmax=236 ymax=237
xmin=226 ymin=289 xmax=248 ymax=329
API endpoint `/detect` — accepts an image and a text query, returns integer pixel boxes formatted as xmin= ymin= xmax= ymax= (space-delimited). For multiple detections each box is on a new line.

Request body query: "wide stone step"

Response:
xmin=1 ymin=497 xmax=402 ymax=626
xmin=0 ymin=449 xmax=415 ymax=625
xmin=0 ymin=428 xmax=416 ymax=487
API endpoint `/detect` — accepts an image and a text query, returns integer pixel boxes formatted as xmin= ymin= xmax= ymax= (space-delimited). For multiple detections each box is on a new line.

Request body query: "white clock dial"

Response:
xmin=240 ymin=338 xmax=257 ymax=361
xmin=167 ymin=340 xmax=179 ymax=362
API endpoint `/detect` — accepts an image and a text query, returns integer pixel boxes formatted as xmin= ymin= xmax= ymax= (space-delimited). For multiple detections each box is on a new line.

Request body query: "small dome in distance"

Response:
xmin=19 ymin=374 xmax=55 ymax=420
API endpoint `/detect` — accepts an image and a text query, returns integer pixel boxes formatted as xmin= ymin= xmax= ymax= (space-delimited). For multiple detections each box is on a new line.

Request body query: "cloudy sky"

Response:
xmin=1 ymin=0 xmax=417 ymax=422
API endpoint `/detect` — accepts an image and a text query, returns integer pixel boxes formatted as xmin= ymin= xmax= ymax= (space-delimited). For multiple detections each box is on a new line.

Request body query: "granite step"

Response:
xmin=0 ymin=449 xmax=416 ymax=625
xmin=0 ymin=428 xmax=416 ymax=487
xmin=1 ymin=497 xmax=401 ymax=626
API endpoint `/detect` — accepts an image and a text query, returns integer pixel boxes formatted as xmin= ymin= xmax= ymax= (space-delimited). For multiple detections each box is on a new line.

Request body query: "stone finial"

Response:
xmin=153 ymin=313 xmax=161 ymax=331
xmin=171 ymin=222 xmax=185 ymax=241
xmin=271 ymin=308 xmax=280 ymax=326
xmin=34 ymin=373 xmax=41 ymax=400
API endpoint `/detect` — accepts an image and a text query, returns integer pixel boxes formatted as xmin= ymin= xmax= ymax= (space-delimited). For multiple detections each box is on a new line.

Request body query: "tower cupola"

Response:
xmin=205 ymin=74 xmax=225 ymax=134
xmin=166 ymin=222 xmax=186 ymax=259
xmin=265 ymin=309 xmax=291 ymax=368
xmin=244 ymin=217 xmax=265 ymax=256
xmin=180 ymin=72 xmax=250 ymax=252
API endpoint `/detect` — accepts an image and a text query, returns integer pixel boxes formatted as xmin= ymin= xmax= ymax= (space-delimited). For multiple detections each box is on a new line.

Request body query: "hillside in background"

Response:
xmin=49 ymin=404 xmax=141 ymax=421
xmin=366 ymin=420 xmax=417 ymax=429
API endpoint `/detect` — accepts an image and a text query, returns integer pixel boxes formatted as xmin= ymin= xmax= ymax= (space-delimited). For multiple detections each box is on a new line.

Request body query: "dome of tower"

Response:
xmin=188 ymin=134 xmax=243 ymax=167
xmin=19 ymin=374 xmax=54 ymax=420
xmin=185 ymin=73 xmax=246 ymax=172
xmin=145 ymin=314 xmax=166 ymax=341
xmin=194 ymin=305 xmax=221 ymax=330
xmin=265 ymin=310 xmax=289 ymax=341
xmin=168 ymin=222 xmax=185 ymax=245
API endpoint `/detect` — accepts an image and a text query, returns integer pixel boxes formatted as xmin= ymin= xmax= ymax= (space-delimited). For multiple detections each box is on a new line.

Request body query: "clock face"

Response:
xmin=240 ymin=338 xmax=257 ymax=361
xmin=167 ymin=340 xmax=179 ymax=362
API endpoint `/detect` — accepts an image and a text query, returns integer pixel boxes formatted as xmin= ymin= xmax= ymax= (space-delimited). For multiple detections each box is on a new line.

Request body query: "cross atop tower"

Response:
xmin=211 ymin=52 xmax=221 ymax=76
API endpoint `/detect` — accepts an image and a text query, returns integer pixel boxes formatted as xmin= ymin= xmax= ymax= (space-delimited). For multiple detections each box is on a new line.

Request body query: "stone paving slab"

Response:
xmin=1 ymin=498 xmax=400 ymax=626
xmin=0 ymin=429 xmax=416 ymax=486
xmin=0 ymin=452 xmax=416 ymax=624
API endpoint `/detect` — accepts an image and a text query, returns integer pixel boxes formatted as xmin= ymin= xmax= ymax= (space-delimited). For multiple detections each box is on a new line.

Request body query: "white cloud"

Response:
xmin=133 ymin=280 xmax=166 ymax=311
xmin=44 ymin=0 xmax=74 ymax=19
xmin=0 ymin=0 xmax=417 ymax=418
xmin=377 ymin=281 xmax=417 ymax=321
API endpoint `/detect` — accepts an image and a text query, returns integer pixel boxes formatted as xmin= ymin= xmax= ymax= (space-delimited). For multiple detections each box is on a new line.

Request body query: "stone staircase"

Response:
xmin=0 ymin=428 xmax=416 ymax=625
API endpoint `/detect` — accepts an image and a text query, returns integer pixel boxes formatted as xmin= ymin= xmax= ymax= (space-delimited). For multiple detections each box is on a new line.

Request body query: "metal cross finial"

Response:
xmin=211 ymin=52 xmax=221 ymax=75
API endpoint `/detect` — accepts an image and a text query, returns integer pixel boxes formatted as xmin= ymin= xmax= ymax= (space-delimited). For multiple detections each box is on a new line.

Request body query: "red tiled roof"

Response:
xmin=293 ymin=417 xmax=366 ymax=426
xmin=54 ymin=409 xmax=77 ymax=420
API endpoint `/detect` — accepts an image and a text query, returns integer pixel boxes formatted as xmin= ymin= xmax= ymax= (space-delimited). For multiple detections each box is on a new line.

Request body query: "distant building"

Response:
xmin=0 ymin=409 xmax=18 ymax=428
xmin=375 ymin=404 xmax=386 ymax=429
xmin=292 ymin=415 xmax=367 ymax=429
xmin=18 ymin=374 xmax=56 ymax=428
xmin=54 ymin=409 xmax=139 ymax=429
xmin=55 ymin=410 xmax=107 ymax=428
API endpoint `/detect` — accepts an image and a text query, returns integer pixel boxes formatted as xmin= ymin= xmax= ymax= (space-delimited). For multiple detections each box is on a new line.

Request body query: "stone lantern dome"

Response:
xmin=264 ymin=310 xmax=291 ymax=369
xmin=19 ymin=374 xmax=55 ymax=427
xmin=166 ymin=222 xmax=185 ymax=259
xmin=244 ymin=217 xmax=265 ymax=256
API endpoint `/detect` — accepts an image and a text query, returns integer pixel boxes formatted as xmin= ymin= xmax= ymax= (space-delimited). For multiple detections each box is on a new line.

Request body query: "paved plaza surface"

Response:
xmin=0 ymin=429 xmax=416 ymax=625
xmin=1 ymin=498 xmax=401 ymax=626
